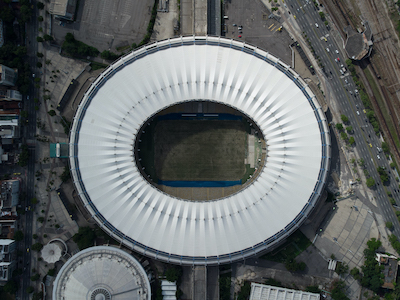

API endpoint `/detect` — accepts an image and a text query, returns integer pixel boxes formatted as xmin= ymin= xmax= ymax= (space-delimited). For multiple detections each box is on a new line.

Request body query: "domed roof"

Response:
xmin=52 ymin=246 xmax=151 ymax=300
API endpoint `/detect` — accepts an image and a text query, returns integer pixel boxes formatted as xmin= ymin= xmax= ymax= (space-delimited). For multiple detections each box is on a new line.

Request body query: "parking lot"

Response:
xmin=223 ymin=0 xmax=292 ymax=65
xmin=52 ymin=0 xmax=154 ymax=52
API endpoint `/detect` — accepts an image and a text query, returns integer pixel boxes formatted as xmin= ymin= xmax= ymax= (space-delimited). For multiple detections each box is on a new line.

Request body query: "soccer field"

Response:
xmin=154 ymin=120 xmax=247 ymax=181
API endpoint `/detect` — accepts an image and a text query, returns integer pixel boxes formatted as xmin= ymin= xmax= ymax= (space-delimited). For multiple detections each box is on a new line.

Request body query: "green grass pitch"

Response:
xmin=154 ymin=120 xmax=247 ymax=181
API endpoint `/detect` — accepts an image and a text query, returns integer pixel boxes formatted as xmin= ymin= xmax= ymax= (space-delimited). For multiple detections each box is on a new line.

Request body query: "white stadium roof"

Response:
xmin=52 ymin=246 xmax=151 ymax=300
xmin=70 ymin=36 xmax=330 ymax=265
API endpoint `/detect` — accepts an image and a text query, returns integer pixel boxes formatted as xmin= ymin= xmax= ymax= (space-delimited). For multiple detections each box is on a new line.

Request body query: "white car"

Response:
xmin=326 ymin=48 xmax=330 ymax=52
xmin=377 ymin=154 xmax=381 ymax=160
xmin=335 ymin=50 xmax=339 ymax=54
xmin=315 ymin=23 xmax=319 ymax=28
xmin=356 ymin=111 xmax=360 ymax=115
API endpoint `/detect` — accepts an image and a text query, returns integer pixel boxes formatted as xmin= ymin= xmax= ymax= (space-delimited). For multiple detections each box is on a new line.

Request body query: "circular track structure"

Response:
xmin=70 ymin=36 xmax=331 ymax=265
xmin=52 ymin=246 xmax=151 ymax=299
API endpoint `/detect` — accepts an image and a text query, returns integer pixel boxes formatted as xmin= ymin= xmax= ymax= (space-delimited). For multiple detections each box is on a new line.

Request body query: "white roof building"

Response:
xmin=70 ymin=36 xmax=330 ymax=265
xmin=250 ymin=283 xmax=320 ymax=300
xmin=52 ymin=246 xmax=151 ymax=300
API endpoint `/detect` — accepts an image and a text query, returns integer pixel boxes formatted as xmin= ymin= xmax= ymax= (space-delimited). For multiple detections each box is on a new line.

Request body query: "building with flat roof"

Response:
xmin=250 ymin=283 xmax=320 ymax=300
xmin=0 ymin=65 xmax=17 ymax=87
xmin=376 ymin=253 xmax=399 ymax=290
xmin=49 ymin=0 xmax=77 ymax=21
xmin=0 ymin=90 xmax=22 ymax=101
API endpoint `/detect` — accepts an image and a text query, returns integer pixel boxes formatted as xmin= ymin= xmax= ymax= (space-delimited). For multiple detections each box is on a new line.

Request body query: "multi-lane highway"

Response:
xmin=285 ymin=0 xmax=400 ymax=236
xmin=20 ymin=4 xmax=39 ymax=300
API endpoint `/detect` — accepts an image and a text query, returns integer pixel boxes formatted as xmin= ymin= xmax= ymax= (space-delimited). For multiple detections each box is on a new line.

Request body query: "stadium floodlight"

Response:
xmin=69 ymin=36 xmax=330 ymax=265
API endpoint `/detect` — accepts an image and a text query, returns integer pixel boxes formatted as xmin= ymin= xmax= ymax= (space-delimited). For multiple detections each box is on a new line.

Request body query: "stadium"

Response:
xmin=69 ymin=36 xmax=331 ymax=265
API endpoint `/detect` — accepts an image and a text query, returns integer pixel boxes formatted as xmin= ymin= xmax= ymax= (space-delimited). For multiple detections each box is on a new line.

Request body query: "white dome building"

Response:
xmin=69 ymin=36 xmax=330 ymax=265
xmin=52 ymin=246 xmax=151 ymax=300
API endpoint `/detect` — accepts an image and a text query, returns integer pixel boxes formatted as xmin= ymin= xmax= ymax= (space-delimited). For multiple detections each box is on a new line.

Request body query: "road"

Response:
xmin=284 ymin=0 xmax=400 ymax=237
xmin=20 ymin=4 xmax=39 ymax=299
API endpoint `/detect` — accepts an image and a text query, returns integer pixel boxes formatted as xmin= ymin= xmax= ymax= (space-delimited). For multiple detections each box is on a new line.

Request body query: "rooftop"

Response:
xmin=250 ymin=283 xmax=320 ymax=300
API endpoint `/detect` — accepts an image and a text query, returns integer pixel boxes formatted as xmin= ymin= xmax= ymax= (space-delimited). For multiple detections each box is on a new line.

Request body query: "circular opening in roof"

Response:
xmin=135 ymin=101 xmax=266 ymax=201
xmin=91 ymin=288 xmax=111 ymax=300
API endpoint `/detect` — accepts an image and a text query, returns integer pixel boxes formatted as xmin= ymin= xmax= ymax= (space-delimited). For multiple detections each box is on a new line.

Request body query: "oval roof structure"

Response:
xmin=70 ymin=36 xmax=331 ymax=265
xmin=52 ymin=246 xmax=151 ymax=299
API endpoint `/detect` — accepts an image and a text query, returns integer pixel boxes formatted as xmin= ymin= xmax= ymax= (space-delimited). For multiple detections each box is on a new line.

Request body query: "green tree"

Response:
xmin=14 ymin=230 xmax=24 ymax=241
xmin=305 ymin=286 xmax=321 ymax=293
xmin=37 ymin=16 xmax=43 ymax=22
xmin=73 ymin=227 xmax=95 ymax=249
xmin=37 ymin=217 xmax=44 ymax=223
xmin=100 ymin=50 xmax=120 ymax=61
xmin=0 ymin=6 xmax=15 ymax=23
xmin=26 ymin=286 xmax=34 ymax=294
xmin=335 ymin=123 xmax=343 ymax=131
xmin=237 ymin=281 xmax=251 ymax=300
xmin=341 ymin=114 xmax=349 ymax=123
xmin=31 ymin=197 xmax=38 ymax=204
xmin=32 ymin=291 xmax=43 ymax=300
xmin=358 ymin=158 xmax=365 ymax=166
xmin=386 ymin=221 xmax=394 ymax=230
xmin=32 ymin=292 xmax=43 ymax=300
xmin=21 ymin=110 xmax=28 ymax=118
xmin=37 ymin=2 xmax=45 ymax=9
xmin=335 ymin=262 xmax=349 ymax=275
xmin=3 ymin=280 xmax=18 ymax=294
xmin=47 ymin=268 xmax=56 ymax=276
xmin=366 ymin=177 xmax=375 ymax=188
xmin=390 ymin=162 xmax=396 ymax=169
xmin=382 ymin=142 xmax=390 ymax=153
xmin=331 ymin=280 xmax=349 ymax=300
xmin=43 ymin=34 xmax=53 ymax=41
xmin=36 ymin=62 xmax=42 ymax=68
xmin=48 ymin=110 xmax=56 ymax=116
xmin=319 ymin=12 xmax=325 ymax=19
xmin=20 ymin=5 xmax=32 ymax=23
xmin=377 ymin=166 xmax=389 ymax=183
xmin=165 ymin=266 xmax=182 ymax=282
xmin=36 ymin=36 xmax=44 ymax=42
xmin=350 ymin=267 xmax=360 ymax=280
xmin=37 ymin=52 xmax=44 ymax=58
xmin=31 ymin=242 xmax=43 ymax=251
xmin=349 ymin=137 xmax=355 ymax=145
xmin=30 ymin=273 xmax=40 ymax=281
xmin=346 ymin=126 xmax=353 ymax=132
xmin=60 ymin=166 xmax=70 ymax=182
xmin=18 ymin=145 xmax=29 ymax=167
xmin=340 ymin=132 xmax=348 ymax=140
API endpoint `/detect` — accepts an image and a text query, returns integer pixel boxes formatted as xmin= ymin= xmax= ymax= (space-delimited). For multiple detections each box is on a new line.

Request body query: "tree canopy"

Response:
xmin=73 ymin=227 xmax=95 ymax=249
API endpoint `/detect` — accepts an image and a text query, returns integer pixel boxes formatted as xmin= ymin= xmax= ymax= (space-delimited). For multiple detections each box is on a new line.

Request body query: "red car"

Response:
xmin=238 ymin=35 xmax=242 ymax=38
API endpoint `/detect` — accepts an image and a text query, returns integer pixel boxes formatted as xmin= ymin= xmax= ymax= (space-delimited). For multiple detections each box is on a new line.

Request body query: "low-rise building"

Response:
xmin=49 ymin=0 xmax=77 ymax=21
xmin=376 ymin=253 xmax=399 ymax=290
xmin=0 ymin=89 xmax=22 ymax=101
xmin=250 ymin=283 xmax=320 ymax=300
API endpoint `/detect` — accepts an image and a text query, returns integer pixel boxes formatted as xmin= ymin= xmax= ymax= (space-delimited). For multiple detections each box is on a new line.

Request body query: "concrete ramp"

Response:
xmin=193 ymin=266 xmax=206 ymax=300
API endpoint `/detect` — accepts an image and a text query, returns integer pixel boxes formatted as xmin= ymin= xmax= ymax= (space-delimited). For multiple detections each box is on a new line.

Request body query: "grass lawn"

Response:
xmin=260 ymin=230 xmax=312 ymax=262
xmin=153 ymin=120 xmax=246 ymax=181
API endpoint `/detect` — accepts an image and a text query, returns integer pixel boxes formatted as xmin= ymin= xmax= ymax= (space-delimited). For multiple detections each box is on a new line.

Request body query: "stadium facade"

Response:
xmin=70 ymin=36 xmax=331 ymax=265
